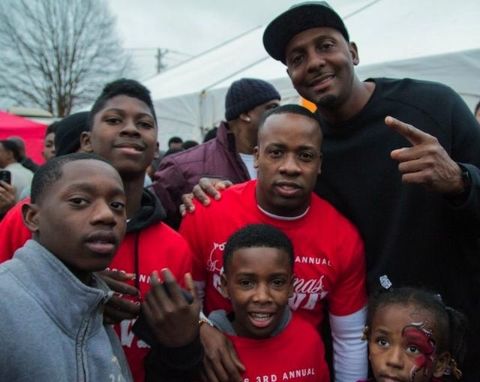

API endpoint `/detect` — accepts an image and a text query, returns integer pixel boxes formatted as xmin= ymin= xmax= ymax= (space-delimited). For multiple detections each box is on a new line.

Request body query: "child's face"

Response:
xmin=87 ymin=95 xmax=157 ymax=177
xmin=25 ymin=160 xmax=126 ymax=281
xmin=368 ymin=303 xmax=446 ymax=382
xmin=222 ymin=246 xmax=293 ymax=339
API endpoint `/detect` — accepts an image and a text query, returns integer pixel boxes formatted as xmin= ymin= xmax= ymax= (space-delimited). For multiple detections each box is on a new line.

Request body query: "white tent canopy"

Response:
xmin=144 ymin=0 xmax=480 ymax=148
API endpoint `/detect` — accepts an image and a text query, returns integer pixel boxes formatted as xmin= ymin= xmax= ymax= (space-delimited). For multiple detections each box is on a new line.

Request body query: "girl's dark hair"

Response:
xmin=367 ymin=286 xmax=468 ymax=379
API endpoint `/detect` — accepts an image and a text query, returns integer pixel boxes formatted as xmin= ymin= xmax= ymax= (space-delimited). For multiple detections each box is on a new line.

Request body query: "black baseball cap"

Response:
xmin=263 ymin=1 xmax=349 ymax=64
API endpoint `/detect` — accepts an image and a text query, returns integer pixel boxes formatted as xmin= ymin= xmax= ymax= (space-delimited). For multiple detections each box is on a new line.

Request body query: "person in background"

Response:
xmin=53 ymin=111 xmax=90 ymax=157
xmin=474 ymin=101 xmax=480 ymax=124
xmin=182 ymin=140 xmax=199 ymax=150
xmin=7 ymin=136 xmax=39 ymax=173
xmin=0 ymin=139 xmax=33 ymax=201
xmin=0 ymin=177 xmax=15 ymax=219
xmin=203 ymin=127 xmax=218 ymax=142
xmin=168 ymin=136 xmax=183 ymax=150
xmin=42 ymin=122 xmax=57 ymax=161
xmin=153 ymin=78 xmax=280 ymax=228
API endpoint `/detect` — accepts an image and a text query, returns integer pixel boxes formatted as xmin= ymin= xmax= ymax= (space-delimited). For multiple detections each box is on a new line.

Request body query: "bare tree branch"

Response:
xmin=0 ymin=0 xmax=132 ymax=116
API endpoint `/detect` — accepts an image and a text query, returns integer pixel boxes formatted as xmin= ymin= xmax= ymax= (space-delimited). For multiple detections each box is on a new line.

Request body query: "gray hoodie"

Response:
xmin=0 ymin=240 xmax=132 ymax=382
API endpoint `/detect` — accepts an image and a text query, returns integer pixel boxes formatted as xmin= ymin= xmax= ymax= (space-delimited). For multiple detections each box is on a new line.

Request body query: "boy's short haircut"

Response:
xmin=54 ymin=111 xmax=90 ymax=157
xmin=88 ymin=78 xmax=157 ymax=130
xmin=223 ymin=224 xmax=294 ymax=273
xmin=30 ymin=153 xmax=111 ymax=204
xmin=259 ymin=104 xmax=321 ymax=132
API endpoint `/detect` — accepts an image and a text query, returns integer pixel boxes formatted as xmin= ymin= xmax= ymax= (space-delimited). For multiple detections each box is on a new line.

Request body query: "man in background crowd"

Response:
xmin=154 ymin=78 xmax=280 ymax=228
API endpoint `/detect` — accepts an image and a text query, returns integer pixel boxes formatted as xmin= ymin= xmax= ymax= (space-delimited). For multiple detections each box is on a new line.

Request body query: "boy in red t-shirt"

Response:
xmin=208 ymin=223 xmax=329 ymax=382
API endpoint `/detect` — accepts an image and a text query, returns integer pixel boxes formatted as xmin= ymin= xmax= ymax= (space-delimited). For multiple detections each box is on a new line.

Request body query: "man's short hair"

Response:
xmin=30 ymin=153 xmax=110 ymax=204
xmin=223 ymin=224 xmax=294 ymax=274
xmin=168 ymin=136 xmax=183 ymax=146
xmin=0 ymin=139 xmax=22 ymax=162
xmin=263 ymin=1 xmax=349 ymax=64
xmin=89 ymin=78 xmax=157 ymax=129
xmin=259 ymin=104 xmax=321 ymax=131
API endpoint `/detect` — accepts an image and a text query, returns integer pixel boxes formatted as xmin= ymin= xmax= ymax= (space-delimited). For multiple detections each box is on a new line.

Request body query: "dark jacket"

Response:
xmin=152 ymin=122 xmax=250 ymax=228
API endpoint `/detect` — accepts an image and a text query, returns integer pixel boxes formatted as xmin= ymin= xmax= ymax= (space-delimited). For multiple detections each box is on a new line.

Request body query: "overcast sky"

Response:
xmin=106 ymin=0 xmax=357 ymax=79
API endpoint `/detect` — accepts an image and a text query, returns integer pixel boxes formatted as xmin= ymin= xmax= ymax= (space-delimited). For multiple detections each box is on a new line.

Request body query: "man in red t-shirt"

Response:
xmin=180 ymin=104 xmax=368 ymax=381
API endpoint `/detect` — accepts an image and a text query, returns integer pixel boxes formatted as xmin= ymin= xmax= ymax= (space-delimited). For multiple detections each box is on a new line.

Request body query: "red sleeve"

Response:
xmin=0 ymin=199 xmax=32 ymax=263
xmin=328 ymin=223 xmax=367 ymax=316
xmin=165 ymin=230 xmax=193 ymax=289
xmin=178 ymin=205 xmax=206 ymax=285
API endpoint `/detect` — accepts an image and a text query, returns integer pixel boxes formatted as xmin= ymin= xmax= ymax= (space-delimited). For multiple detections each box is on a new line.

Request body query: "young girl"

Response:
xmin=364 ymin=285 xmax=467 ymax=382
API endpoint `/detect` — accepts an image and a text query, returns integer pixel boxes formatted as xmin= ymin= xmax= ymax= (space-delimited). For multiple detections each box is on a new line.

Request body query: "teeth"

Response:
xmin=250 ymin=313 xmax=272 ymax=320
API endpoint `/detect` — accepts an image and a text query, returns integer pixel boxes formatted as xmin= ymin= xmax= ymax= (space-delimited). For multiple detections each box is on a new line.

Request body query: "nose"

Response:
xmin=120 ymin=118 xmax=141 ymax=137
xmin=385 ymin=346 xmax=404 ymax=369
xmin=306 ymin=48 xmax=326 ymax=73
xmin=252 ymin=283 xmax=272 ymax=304
xmin=90 ymin=200 xmax=116 ymax=226
xmin=279 ymin=154 xmax=301 ymax=176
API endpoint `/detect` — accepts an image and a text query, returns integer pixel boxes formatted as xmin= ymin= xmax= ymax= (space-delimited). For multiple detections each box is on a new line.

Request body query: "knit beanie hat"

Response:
xmin=225 ymin=78 xmax=281 ymax=121
xmin=54 ymin=111 xmax=90 ymax=156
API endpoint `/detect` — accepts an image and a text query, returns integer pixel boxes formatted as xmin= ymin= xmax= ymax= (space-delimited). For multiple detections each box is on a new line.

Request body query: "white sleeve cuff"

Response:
xmin=329 ymin=306 xmax=368 ymax=382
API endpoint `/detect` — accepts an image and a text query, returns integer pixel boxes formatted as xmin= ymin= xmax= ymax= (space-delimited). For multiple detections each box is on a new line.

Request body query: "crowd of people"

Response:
xmin=1 ymin=2 xmax=479 ymax=382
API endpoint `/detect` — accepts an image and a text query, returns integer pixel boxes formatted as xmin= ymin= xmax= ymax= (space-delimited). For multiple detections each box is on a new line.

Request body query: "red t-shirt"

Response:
xmin=228 ymin=315 xmax=330 ymax=382
xmin=180 ymin=180 xmax=367 ymax=327
xmin=0 ymin=198 xmax=192 ymax=382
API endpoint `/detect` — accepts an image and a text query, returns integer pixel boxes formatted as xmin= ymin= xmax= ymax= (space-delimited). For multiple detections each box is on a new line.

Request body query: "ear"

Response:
xmin=220 ymin=273 xmax=230 ymax=298
xmin=433 ymin=352 xmax=452 ymax=378
xmin=80 ymin=131 xmax=94 ymax=153
xmin=349 ymin=42 xmax=360 ymax=66
xmin=22 ymin=203 xmax=40 ymax=233
xmin=239 ymin=113 xmax=251 ymax=123
xmin=253 ymin=146 xmax=260 ymax=169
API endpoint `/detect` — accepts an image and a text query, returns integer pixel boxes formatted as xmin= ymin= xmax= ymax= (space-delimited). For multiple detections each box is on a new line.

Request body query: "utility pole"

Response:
xmin=156 ymin=48 xmax=169 ymax=74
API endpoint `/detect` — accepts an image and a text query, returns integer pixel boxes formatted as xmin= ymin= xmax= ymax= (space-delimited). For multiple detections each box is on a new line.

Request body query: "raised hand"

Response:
xmin=387 ymin=116 xmax=465 ymax=195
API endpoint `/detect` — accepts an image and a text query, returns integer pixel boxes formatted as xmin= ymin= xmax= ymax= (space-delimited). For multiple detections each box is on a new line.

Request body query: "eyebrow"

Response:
xmin=103 ymin=108 xmax=154 ymax=119
xmin=371 ymin=328 xmax=390 ymax=335
xmin=63 ymin=182 xmax=125 ymax=197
